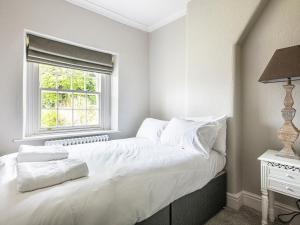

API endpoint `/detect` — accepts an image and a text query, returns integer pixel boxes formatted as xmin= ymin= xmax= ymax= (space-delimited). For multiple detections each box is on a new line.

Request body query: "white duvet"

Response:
xmin=0 ymin=138 xmax=226 ymax=225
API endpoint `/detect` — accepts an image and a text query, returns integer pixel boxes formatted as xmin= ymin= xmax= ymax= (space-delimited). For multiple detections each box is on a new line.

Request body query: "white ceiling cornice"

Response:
xmin=66 ymin=0 xmax=149 ymax=31
xmin=65 ymin=0 xmax=188 ymax=32
xmin=147 ymin=9 xmax=186 ymax=32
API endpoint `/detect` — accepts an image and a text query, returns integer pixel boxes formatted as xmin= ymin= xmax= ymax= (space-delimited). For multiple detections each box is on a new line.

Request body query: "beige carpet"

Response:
xmin=205 ymin=207 xmax=284 ymax=225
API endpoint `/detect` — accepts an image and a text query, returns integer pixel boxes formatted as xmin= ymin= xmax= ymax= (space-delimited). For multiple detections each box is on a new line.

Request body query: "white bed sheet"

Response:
xmin=0 ymin=137 xmax=226 ymax=225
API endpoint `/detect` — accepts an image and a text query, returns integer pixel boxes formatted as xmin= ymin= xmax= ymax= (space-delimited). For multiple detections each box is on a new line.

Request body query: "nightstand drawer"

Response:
xmin=269 ymin=178 xmax=300 ymax=198
xmin=269 ymin=167 xmax=300 ymax=184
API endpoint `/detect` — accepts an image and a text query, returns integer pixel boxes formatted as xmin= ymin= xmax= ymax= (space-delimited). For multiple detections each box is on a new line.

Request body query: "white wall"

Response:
xmin=242 ymin=0 xmax=300 ymax=205
xmin=149 ymin=17 xmax=186 ymax=119
xmin=186 ymin=0 xmax=265 ymax=194
xmin=0 ymin=0 xmax=149 ymax=155
xmin=148 ymin=0 xmax=267 ymax=194
xmin=148 ymin=0 xmax=300 ymax=209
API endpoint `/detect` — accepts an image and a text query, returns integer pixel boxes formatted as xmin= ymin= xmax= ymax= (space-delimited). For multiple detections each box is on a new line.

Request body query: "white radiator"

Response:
xmin=45 ymin=135 xmax=109 ymax=146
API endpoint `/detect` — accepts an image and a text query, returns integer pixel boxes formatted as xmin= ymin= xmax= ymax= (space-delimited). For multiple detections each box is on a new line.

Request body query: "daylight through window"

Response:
xmin=39 ymin=64 xmax=101 ymax=129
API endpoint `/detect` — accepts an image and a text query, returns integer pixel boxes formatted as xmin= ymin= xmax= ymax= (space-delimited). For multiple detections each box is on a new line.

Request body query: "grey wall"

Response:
xmin=241 ymin=0 xmax=300 ymax=205
xmin=0 ymin=0 xmax=149 ymax=155
xmin=149 ymin=18 xmax=186 ymax=119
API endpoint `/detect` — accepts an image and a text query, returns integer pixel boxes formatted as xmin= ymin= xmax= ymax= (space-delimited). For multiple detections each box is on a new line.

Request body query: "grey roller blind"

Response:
xmin=26 ymin=34 xmax=114 ymax=74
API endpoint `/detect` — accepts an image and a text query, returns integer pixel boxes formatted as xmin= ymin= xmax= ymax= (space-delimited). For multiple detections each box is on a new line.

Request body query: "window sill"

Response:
xmin=13 ymin=130 xmax=120 ymax=143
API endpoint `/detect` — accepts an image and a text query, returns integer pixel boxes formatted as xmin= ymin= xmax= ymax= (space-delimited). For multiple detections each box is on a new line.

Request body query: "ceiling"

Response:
xmin=65 ymin=0 xmax=189 ymax=32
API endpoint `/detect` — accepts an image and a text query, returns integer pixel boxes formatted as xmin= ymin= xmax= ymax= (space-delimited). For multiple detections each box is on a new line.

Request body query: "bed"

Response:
xmin=0 ymin=137 xmax=226 ymax=225
xmin=137 ymin=172 xmax=226 ymax=225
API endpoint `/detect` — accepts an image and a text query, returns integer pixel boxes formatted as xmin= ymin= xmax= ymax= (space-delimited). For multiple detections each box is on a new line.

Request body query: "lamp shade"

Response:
xmin=259 ymin=45 xmax=300 ymax=83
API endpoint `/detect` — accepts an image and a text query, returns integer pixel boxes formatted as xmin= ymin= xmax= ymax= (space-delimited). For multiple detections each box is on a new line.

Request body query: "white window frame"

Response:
xmin=24 ymin=62 xmax=111 ymax=137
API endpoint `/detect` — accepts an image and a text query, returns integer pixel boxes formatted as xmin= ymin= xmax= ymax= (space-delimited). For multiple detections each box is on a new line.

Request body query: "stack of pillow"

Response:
xmin=136 ymin=116 xmax=227 ymax=158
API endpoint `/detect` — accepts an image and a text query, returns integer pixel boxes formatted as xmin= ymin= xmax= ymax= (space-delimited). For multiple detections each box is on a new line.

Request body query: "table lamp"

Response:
xmin=259 ymin=45 xmax=300 ymax=159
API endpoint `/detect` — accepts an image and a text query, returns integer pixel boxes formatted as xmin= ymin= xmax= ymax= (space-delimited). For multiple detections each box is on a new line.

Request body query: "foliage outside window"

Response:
xmin=39 ymin=64 xmax=101 ymax=130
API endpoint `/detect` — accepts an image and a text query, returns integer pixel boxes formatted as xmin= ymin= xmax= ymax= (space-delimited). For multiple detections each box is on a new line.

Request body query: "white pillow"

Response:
xmin=186 ymin=115 xmax=227 ymax=155
xmin=181 ymin=123 xmax=220 ymax=158
xmin=136 ymin=118 xmax=168 ymax=143
xmin=160 ymin=118 xmax=220 ymax=158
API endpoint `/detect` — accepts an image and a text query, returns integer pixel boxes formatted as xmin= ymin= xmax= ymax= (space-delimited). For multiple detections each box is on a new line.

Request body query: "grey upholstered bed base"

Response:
xmin=136 ymin=172 xmax=227 ymax=225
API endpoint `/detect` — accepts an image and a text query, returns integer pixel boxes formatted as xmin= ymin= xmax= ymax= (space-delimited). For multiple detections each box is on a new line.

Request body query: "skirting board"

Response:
xmin=227 ymin=191 xmax=300 ymax=224
xmin=227 ymin=192 xmax=243 ymax=211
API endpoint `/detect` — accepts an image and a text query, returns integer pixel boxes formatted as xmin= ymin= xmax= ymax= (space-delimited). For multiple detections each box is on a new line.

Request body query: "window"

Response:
xmin=24 ymin=34 xmax=116 ymax=138
xmin=40 ymin=64 xmax=101 ymax=129
xmin=25 ymin=63 xmax=111 ymax=137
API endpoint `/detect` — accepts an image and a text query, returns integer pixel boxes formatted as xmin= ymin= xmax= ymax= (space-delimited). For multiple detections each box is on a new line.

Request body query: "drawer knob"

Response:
xmin=285 ymin=174 xmax=294 ymax=179
xmin=285 ymin=186 xmax=294 ymax=192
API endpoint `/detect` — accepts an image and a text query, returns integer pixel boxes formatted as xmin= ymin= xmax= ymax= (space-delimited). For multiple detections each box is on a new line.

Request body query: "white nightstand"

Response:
xmin=258 ymin=150 xmax=300 ymax=225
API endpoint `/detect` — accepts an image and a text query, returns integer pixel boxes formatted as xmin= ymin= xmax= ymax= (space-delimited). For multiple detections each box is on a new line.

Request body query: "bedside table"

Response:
xmin=258 ymin=150 xmax=300 ymax=225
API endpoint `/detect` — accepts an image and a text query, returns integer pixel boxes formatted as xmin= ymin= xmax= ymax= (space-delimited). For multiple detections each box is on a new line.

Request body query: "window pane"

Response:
xmin=57 ymin=74 xmax=71 ymax=90
xmin=86 ymin=74 xmax=97 ymax=92
xmin=58 ymin=110 xmax=72 ymax=127
xmin=73 ymin=93 xmax=86 ymax=109
xmin=58 ymin=92 xmax=72 ymax=109
xmin=72 ymin=72 xmax=85 ymax=90
xmin=73 ymin=110 xmax=86 ymax=126
xmin=41 ymin=109 xmax=57 ymax=128
xmin=87 ymin=94 xmax=98 ymax=109
xmin=37 ymin=64 xmax=103 ymax=130
xmin=87 ymin=110 xmax=98 ymax=125
xmin=41 ymin=91 xmax=57 ymax=109
xmin=39 ymin=64 xmax=56 ymax=89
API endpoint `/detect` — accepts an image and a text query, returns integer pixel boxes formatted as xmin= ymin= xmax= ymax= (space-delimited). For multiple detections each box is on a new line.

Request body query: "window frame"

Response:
xmin=25 ymin=62 xmax=111 ymax=137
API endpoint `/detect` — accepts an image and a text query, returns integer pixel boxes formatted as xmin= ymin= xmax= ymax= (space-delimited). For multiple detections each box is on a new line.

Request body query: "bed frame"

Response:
xmin=136 ymin=172 xmax=226 ymax=225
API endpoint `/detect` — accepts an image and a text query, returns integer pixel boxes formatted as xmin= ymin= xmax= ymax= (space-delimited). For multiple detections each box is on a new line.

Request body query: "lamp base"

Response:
xmin=277 ymin=80 xmax=300 ymax=159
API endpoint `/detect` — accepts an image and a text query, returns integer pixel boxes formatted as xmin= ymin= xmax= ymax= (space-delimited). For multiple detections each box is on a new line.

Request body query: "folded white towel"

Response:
xmin=17 ymin=159 xmax=89 ymax=192
xmin=17 ymin=145 xmax=68 ymax=162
